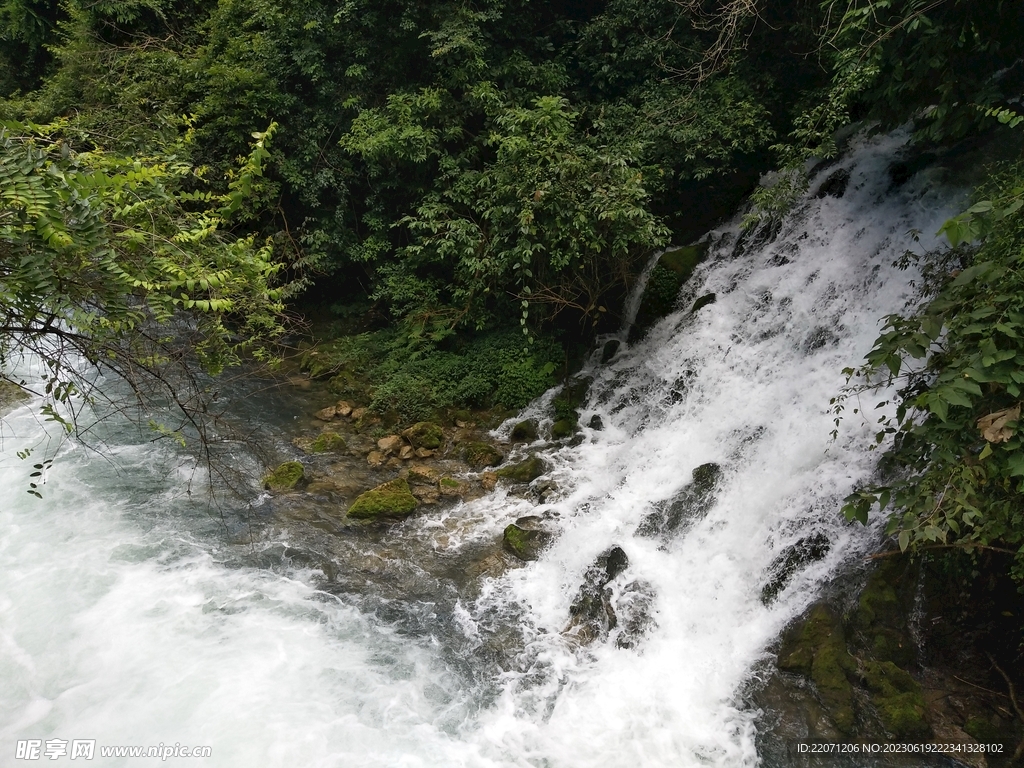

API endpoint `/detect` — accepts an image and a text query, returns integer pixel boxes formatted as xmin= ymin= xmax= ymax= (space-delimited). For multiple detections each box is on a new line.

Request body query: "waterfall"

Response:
xmin=0 ymin=128 xmax=962 ymax=767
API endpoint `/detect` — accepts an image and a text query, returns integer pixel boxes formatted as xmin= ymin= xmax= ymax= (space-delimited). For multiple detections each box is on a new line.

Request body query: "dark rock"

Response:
xmin=510 ymin=419 xmax=539 ymax=443
xmin=503 ymin=517 xmax=555 ymax=561
xmin=564 ymin=546 xmax=629 ymax=645
xmin=588 ymin=414 xmax=604 ymax=431
xmin=636 ymin=462 xmax=722 ymax=538
xmin=761 ymin=532 xmax=831 ymax=604
xmin=815 ymin=167 xmax=851 ymax=199
xmin=600 ymin=339 xmax=620 ymax=364
xmin=691 ymin=292 xmax=717 ymax=313
xmin=496 ymin=454 xmax=547 ymax=483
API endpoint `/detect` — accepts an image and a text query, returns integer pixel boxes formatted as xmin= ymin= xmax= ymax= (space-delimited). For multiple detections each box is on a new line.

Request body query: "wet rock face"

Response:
xmin=563 ymin=546 xmax=632 ymax=645
xmin=635 ymin=462 xmax=722 ymax=538
xmin=613 ymin=579 xmax=658 ymax=650
xmin=760 ymin=532 xmax=831 ymax=604
xmin=815 ymin=167 xmax=851 ymax=199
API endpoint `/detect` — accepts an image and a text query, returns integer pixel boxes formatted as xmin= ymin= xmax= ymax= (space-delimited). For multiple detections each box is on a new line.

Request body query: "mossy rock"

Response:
xmin=347 ymin=478 xmax=418 ymax=520
xmin=264 ymin=461 xmax=305 ymax=491
xmin=496 ymin=455 xmax=547 ymax=483
xmin=402 ymin=421 xmax=445 ymax=450
xmin=462 ymin=442 xmax=503 ymax=469
xmin=503 ymin=522 xmax=553 ymax=561
xmin=778 ymin=604 xmax=856 ymax=733
xmin=550 ymin=419 xmax=575 ymax=440
xmin=631 ymin=243 xmax=709 ymax=338
xmin=310 ymin=431 xmax=347 ymax=453
xmin=510 ymin=419 xmax=539 ymax=443
xmin=963 ymin=715 xmax=1009 ymax=745
xmin=860 ymin=661 xmax=930 ymax=740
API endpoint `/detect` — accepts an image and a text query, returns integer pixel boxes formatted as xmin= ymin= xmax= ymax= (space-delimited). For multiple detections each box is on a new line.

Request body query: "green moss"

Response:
xmin=347 ymin=478 xmax=418 ymax=520
xmin=496 ymin=455 xmax=547 ymax=483
xmin=551 ymin=419 xmax=575 ymax=439
xmin=510 ymin=419 xmax=539 ymax=442
xmin=264 ymin=461 xmax=305 ymax=491
xmin=462 ymin=441 xmax=503 ymax=469
xmin=778 ymin=605 xmax=856 ymax=733
xmin=439 ymin=477 xmax=461 ymax=489
xmin=310 ymin=431 xmax=346 ymax=453
xmin=860 ymin=661 xmax=930 ymax=739
xmin=402 ymin=421 xmax=444 ymax=450
xmin=0 ymin=379 xmax=29 ymax=414
xmin=631 ymin=244 xmax=710 ymax=338
xmin=964 ymin=715 xmax=1006 ymax=745
xmin=502 ymin=523 xmax=552 ymax=561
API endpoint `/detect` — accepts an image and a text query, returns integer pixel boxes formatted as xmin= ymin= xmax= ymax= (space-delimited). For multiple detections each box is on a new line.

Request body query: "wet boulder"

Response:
xmin=347 ymin=478 xmax=418 ymax=520
xmin=636 ymin=462 xmax=722 ymax=538
xmin=263 ymin=461 xmax=305 ymax=491
xmin=760 ymin=532 xmax=830 ymax=604
xmin=462 ymin=442 xmax=503 ymax=469
xmin=503 ymin=516 xmax=555 ymax=561
xmin=563 ymin=546 xmax=629 ymax=645
xmin=510 ymin=419 xmax=539 ymax=443
xmin=496 ymin=455 xmax=548 ymax=484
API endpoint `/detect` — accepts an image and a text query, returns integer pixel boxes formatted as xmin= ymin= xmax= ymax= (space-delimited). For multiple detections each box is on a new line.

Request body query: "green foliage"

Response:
xmin=302 ymin=328 xmax=562 ymax=423
xmin=0 ymin=119 xmax=288 ymax=449
xmin=836 ymin=158 xmax=1024 ymax=581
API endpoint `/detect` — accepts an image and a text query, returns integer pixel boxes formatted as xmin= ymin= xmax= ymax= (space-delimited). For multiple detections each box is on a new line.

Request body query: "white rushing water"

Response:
xmin=0 ymin=129 xmax=961 ymax=767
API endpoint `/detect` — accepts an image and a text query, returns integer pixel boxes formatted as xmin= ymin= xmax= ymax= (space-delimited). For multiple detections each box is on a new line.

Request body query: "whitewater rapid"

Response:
xmin=0 ymin=128 xmax=961 ymax=767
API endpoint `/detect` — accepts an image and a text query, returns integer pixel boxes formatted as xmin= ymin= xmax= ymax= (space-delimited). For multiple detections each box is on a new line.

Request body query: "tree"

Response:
xmin=0 ymin=119 xmax=288 ymax=489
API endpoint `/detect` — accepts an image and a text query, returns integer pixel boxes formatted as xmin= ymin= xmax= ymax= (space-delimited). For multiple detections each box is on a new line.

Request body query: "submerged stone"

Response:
xmin=347 ymin=478 xmax=418 ymax=520
xmin=614 ymin=579 xmax=658 ymax=650
xmin=600 ymin=339 xmax=620 ymax=364
xmin=496 ymin=455 xmax=547 ymax=483
xmin=263 ymin=461 xmax=305 ymax=491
